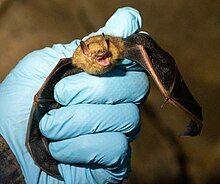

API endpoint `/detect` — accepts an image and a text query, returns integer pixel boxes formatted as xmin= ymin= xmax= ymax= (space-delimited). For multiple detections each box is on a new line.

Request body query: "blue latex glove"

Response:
xmin=0 ymin=7 xmax=149 ymax=184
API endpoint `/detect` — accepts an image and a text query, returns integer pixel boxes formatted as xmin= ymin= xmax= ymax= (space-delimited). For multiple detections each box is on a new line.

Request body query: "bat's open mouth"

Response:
xmin=95 ymin=53 xmax=111 ymax=66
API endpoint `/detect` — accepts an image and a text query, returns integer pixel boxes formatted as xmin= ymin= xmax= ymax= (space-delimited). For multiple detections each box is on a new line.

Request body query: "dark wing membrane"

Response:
xmin=169 ymin=69 xmax=203 ymax=136
xmin=171 ymin=69 xmax=203 ymax=122
xmin=38 ymin=58 xmax=79 ymax=101
xmin=124 ymin=33 xmax=176 ymax=91
xmin=124 ymin=33 xmax=203 ymax=136
xmin=27 ymin=104 xmax=61 ymax=179
xmin=26 ymin=58 xmax=83 ymax=179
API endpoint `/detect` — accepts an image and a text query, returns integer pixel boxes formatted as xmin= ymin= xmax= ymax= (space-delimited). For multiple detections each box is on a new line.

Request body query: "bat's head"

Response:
xmin=72 ymin=34 xmax=124 ymax=75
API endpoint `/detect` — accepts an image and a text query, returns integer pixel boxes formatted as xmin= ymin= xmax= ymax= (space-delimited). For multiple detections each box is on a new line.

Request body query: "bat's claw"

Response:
xmin=160 ymin=97 xmax=170 ymax=109
xmin=180 ymin=120 xmax=203 ymax=137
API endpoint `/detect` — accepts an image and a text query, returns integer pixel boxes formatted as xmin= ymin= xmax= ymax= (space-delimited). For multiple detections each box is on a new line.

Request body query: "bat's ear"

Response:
xmin=80 ymin=41 xmax=90 ymax=56
xmin=102 ymin=33 xmax=109 ymax=50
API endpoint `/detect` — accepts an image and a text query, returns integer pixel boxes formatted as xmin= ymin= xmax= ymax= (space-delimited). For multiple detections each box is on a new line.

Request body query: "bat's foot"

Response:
xmin=180 ymin=120 xmax=203 ymax=137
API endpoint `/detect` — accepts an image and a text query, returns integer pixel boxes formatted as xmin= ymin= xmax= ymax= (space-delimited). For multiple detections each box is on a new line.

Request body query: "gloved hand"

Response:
xmin=0 ymin=7 xmax=149 ymax=184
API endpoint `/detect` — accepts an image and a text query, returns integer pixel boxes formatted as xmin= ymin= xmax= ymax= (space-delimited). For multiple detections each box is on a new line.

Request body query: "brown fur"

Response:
xmin=72 ymin=35 xmax=125 ymax=75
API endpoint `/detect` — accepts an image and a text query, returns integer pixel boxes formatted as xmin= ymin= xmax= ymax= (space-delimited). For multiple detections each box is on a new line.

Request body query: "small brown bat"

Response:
xmin=26 ymin=33 xmax=203 ymax=179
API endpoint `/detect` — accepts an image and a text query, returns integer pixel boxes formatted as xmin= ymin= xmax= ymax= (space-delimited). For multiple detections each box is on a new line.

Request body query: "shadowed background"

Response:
xmin=0 ymin=0 xmax=219 ymax=183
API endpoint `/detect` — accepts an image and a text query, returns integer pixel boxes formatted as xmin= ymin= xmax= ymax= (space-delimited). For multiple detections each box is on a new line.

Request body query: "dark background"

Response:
xmin=0 ymin=1 xmax=219 ymax=183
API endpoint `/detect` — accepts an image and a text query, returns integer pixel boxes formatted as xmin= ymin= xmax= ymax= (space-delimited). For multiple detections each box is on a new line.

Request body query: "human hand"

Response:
xmin=0 ymin=7 xmax=149 ymax=184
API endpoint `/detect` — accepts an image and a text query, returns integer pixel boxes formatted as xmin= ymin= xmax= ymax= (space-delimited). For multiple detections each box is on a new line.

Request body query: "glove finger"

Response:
xmin=40 ymin=103 xmax=140 ymax=142
xmin=83 ymin=7 xmax=141 ymax=40
xmin=49 ymin=132 xmax=129 ymax=168
xmin=58 ymin=148 xmax=130 ymax=184
xmin=54 ymin=69 xmax=149 ymax=106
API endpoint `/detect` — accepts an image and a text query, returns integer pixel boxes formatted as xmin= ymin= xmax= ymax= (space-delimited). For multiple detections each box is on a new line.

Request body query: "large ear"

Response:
xmin=80 ymin=41 xmax=90 ymax=56
xmin=102 ymin=33 xmax=109 ymax=50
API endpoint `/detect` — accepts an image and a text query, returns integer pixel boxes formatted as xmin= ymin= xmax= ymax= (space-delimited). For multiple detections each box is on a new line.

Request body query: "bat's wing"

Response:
xmin=26 ymin=58 xmax=83 ymax=179
xmin=123 ymin=33 xmax=203 ymax=136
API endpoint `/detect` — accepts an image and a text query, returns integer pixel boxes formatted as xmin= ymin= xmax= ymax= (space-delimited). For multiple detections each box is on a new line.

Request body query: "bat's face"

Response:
xmin=72 ymin=34 xmax=124 ymax=75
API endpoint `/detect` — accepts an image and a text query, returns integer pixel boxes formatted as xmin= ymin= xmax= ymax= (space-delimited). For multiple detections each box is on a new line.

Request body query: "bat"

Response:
xmin=26 ymin=32 xmax=203 ymax=179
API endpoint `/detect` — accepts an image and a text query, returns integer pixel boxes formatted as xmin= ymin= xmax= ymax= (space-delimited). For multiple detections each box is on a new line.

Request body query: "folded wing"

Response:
xmin=123 ymin=33 xmax=203 ymax=136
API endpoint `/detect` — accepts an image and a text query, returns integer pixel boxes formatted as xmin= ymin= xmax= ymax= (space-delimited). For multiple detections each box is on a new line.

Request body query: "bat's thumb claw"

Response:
xmin=180 ymin=120 xmax=203 ymax=137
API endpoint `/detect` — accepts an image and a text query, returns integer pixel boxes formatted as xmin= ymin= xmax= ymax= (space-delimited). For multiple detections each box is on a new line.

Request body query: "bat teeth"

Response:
xmin=179 ymin=120 xmax=203 ymax=137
